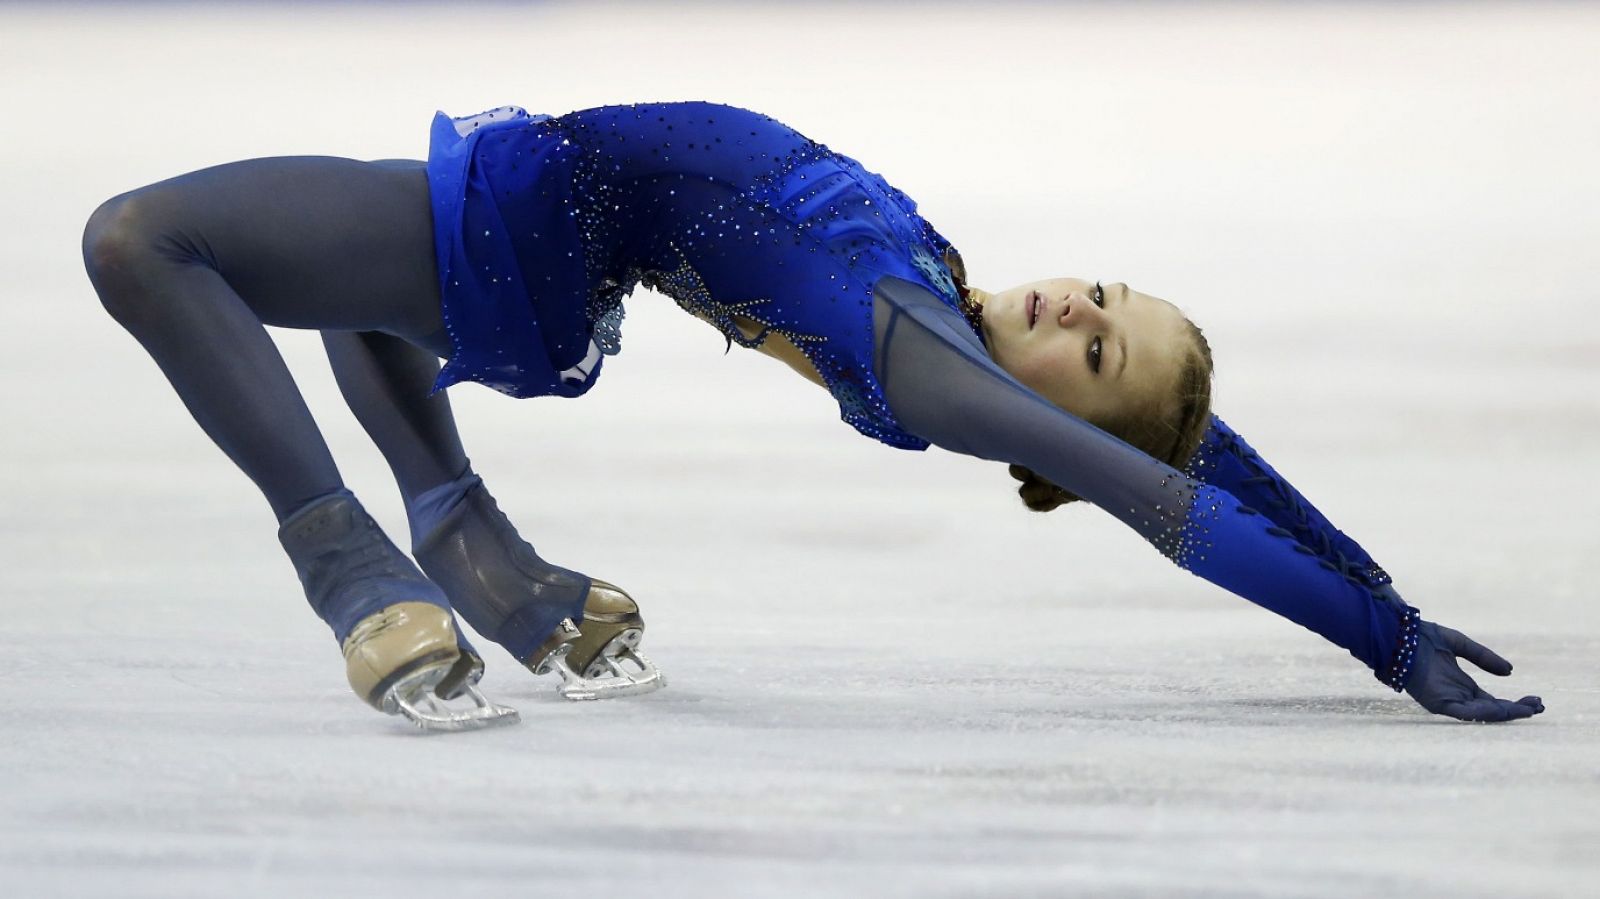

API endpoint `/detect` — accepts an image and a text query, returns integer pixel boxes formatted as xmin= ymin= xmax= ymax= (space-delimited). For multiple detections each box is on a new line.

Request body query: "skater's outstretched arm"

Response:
xmin=872 ymin=276 xmax=1543 ymax=722
xmin=1178 ymin=417 xmax=1544 ymax=721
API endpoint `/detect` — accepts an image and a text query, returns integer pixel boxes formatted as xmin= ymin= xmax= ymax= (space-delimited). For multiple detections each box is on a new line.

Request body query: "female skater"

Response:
xmin=81 ymin=102 xmax=1543 ymax=731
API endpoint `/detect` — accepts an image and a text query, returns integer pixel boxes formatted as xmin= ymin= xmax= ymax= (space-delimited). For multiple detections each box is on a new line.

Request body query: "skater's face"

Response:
xmin=982 ymin=278 xmax=1192 ymax=427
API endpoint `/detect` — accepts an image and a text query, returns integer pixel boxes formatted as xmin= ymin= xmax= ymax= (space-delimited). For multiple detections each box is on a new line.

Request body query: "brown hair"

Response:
xmin=1010 ymin=318 xmax=1213 ymax=511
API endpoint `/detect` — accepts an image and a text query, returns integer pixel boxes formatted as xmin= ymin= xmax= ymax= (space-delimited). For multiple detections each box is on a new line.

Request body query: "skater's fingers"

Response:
xmin=1444 ymin=628 xmax=1513 ymax=677
xmin=1517 ymin=695 xmax=1546 ymax=714
xmin=1007 ymin=464 xmax=1031 ymax=484
xmin=1435 ymin=699 xmax=1495 ymax=722
xmin=1438 ymin=695 xmax=1539 ymax=723
xmin=1491 ymin=698 xmax=1541 ymax=722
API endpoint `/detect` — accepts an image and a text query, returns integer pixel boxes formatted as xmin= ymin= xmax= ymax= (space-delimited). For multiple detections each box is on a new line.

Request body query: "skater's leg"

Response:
xmin=81 ymin=156 xmax=447 ymax=521
xmin=320 ymin=329 xmax=470 ymax=541
xmin=319 ymin=330 xmax=585 ymax=654
xmin=82 ymin=158 xmax=513 ymax=727
xmin=320 ymin=328 xmax=492 ymax=684
xmin=323 ymin=329 xmax=662 ymax=698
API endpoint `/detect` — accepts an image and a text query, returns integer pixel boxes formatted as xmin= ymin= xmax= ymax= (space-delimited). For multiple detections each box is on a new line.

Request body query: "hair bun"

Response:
xmin=1011 ymin=465 xmax=1082 ymax=512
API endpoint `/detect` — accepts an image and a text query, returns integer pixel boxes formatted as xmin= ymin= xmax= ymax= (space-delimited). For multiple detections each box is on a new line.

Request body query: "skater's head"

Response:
xmin=974 ymin=278 xmax=1213 ymax=510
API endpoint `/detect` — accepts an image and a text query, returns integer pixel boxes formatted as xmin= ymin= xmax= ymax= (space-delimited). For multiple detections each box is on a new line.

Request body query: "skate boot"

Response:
xmin=522 ymin=576 xmax=662 ymax=701
xmin=278 ymin=490 xmax=519 ymax=731
xmin=412 ymin=480 xmax=665 ymax=701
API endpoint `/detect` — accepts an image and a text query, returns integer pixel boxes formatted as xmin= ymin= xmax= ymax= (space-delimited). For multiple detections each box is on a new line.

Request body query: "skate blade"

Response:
xmin=385 ymin=668 xmax=521 ymax=733
xmin=540 ymin=638 xmax=666 ymax=702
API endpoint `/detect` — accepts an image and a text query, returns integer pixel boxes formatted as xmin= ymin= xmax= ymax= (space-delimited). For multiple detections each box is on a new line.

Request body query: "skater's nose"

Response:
xmin=1057 ymin=288 xmax=1107 ymax=330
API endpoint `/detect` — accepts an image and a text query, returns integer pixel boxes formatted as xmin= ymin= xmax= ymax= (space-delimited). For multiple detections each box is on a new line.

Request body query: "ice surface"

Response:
xmin=1 ymin=2 xmax=1597 ymax=897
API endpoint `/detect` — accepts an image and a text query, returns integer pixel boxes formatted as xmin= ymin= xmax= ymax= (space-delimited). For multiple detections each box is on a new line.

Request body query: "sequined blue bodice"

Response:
xmin=426 ymin=101 xmax=963 ymax=448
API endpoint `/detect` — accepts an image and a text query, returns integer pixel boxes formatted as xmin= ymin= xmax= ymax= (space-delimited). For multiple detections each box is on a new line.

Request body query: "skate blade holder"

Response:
xmin=535 ymin=629 xmax=666 ymax=702
xmin=381 ymin=665 xmax=521 ymax=733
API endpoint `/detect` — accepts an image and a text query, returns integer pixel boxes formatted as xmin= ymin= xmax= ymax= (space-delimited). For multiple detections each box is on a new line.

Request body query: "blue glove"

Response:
xmin=1405 ymin=620 xmax=1545 ymax=722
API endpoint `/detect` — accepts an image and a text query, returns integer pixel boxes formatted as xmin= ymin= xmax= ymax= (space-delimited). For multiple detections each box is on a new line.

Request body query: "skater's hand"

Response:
xmin=1404 ymin=620 xmax=1544 ymax=723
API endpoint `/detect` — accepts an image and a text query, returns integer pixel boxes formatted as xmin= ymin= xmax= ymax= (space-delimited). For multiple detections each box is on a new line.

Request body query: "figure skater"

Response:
xmin=81 ymin=102 xmax=1544 ymax=731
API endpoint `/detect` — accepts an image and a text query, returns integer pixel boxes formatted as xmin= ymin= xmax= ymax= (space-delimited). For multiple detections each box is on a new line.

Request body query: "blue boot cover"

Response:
xmin=406 ymin=467 xmax=483 ymax=547
xmin=411 ymin=482 xmax=591 ymax=665
xmin=276 ymin=489 xmax=452 ymax=644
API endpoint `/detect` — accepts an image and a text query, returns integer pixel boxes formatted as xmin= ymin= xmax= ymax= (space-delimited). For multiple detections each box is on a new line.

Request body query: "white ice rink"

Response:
xmin=2 ymin=2 xmax=1597 ymax=896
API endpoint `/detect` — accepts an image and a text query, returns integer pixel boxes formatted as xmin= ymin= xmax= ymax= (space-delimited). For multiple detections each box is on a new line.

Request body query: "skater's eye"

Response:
xmin=1093 ymin=282 xmax=1105 ymax=308
xmin=1088 ymin=336 xmax=1102 ymax=374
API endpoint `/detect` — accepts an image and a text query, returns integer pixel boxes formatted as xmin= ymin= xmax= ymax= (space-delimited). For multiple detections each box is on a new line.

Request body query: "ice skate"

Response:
xmin=279 ymin=491 xmax=520 ymax=732
xmin=413 ymin=481 xmax=666 ymax=701
xmin=340 ymin=601 xmax=518 ymax=731
xmin=524 ymin=577 xmax=665 ymax=701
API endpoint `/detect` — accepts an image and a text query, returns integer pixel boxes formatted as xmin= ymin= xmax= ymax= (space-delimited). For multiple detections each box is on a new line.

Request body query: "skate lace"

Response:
xmin=307 ymin=508 xmax=417 ymax=620
xmin=1205 ymin=425 xmax=1390 ymax=589
xmin=334 ymin=519 xmax=407 ymax=587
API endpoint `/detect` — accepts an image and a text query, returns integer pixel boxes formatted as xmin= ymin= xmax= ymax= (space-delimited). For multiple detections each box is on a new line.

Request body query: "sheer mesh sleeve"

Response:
xmin=871 ymin=276 xmax=1419 ymax=688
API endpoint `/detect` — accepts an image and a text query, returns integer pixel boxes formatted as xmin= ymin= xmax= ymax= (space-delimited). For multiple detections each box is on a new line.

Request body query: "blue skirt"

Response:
xmin=425 ymin=106 xmax=603 ymax=399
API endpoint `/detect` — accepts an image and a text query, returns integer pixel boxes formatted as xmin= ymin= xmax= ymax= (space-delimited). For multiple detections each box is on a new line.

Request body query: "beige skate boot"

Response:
xmin=342 ymin=602 xmax=460 ymax=711
xmin=279 ymin=491 xmax=520 ymax=732
xmin=525 ymin=578 xmax=664 ymax=701
xmin=342 ymin=602 xmax=519 ymax=731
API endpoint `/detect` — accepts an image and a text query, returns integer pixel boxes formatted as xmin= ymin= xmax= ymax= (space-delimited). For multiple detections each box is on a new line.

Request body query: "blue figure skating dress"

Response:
xmin=426 ymin=101 xmax=960 ymax=448
xmin=426 ymin=102 xmax=1421 ymax=691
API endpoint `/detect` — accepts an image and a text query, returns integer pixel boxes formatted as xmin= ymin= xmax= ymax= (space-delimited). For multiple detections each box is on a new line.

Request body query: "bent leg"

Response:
xmin=80 ymin=157 xmax=519 ymax=726
xmin=320 ymin=328 xmax=588 ymax=653
xmin=322 ymin=330 xmax=660 ymax=696
xmin=82 ymin=156 xmax=444 ymax=520
xmin=321 ymin=329 xmax=488 ymax=674
xmin=321 ymin=330 xmax=468 ymax=538
xmin=82 ymin=156 xmax=529 ymax=725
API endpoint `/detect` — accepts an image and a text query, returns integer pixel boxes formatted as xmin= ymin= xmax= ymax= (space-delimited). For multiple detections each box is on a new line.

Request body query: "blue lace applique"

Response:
xmin=909 ymin=244 xmax=959 ymax=304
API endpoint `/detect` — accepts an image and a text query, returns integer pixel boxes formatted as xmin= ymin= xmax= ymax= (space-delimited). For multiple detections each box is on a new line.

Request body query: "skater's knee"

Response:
xmin=83 ymin=192 xmax=159 ymax=307
xmin=84 ymin=193 xmax=145 ymax=280
xmin=83 ymin=190 xmax=210 ymax=323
